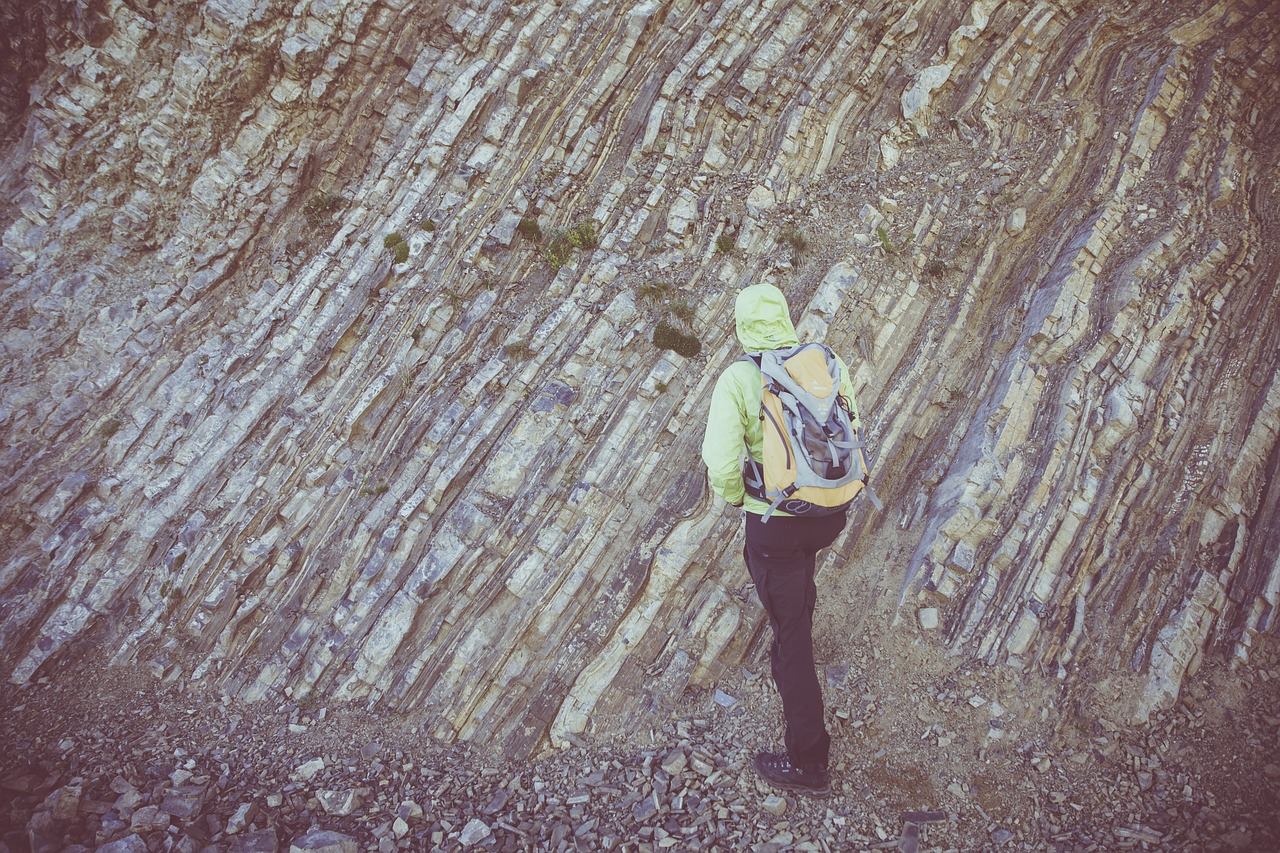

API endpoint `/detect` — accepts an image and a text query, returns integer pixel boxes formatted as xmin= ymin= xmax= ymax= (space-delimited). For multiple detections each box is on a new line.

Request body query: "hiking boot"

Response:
xmin=753 ymin=751 xmax=831 ymax=798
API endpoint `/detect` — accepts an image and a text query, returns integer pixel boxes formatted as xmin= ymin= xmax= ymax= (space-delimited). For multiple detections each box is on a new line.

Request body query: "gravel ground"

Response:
xmin=3 ymin=621 xmax=1278 ymax=853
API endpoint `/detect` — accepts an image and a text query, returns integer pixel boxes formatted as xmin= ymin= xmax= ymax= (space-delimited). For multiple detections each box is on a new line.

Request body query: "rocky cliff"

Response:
xmin=2 ymin=0 xmax=1278 ymax=760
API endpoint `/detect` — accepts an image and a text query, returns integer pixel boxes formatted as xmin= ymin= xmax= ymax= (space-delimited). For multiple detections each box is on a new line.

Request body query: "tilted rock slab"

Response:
xmin=1 ymin=0 xmax=1277 ymax=754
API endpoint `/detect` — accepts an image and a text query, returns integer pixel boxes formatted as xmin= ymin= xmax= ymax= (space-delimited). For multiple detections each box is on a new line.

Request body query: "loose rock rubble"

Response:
xmin=4 ymin=626 xmax=1276 ymax=852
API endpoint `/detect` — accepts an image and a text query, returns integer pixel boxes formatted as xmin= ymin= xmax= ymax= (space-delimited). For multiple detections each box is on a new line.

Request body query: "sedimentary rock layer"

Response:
xmin=1 ymin=0 xmax=1277 ymax=754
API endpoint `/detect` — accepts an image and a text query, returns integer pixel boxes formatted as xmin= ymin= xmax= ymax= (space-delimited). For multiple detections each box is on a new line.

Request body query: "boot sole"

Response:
xmin=753 ymin=756 xmax=833 ymax=799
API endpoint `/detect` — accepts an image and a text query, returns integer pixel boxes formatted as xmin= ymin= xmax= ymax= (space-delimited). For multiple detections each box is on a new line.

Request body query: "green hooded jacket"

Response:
xmin=700 ymin=283 xmax=860 ymax=515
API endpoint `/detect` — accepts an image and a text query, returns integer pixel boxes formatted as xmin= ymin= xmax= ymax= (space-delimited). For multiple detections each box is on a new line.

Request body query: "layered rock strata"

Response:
xmin=1 ymin=0 xmax=1277 ymax=755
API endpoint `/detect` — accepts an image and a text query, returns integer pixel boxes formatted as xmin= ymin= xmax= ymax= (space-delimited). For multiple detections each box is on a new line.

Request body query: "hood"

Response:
xmin=734 ymin=283 xmax=799 ymax=351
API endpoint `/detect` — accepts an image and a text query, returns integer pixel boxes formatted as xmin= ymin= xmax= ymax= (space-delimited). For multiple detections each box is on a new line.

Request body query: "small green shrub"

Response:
xmin=419 ymin=218 xmax=438 ymax=232
xmin=304 ymin=191 xmax=344 ymax=224
xmin=517 ymin=216 xmax=543 ymax=241
xmin=715 ymin=232 xmax=735 ymax=254
xmin=99 ymin=418 xmax=123 ymax=439
xmin=544 ymin=239 xmax=574 ymax=272
xmin=384 ymin=232 xmax=409 ymax=264
xmin=503 ymin=341 xmax=535 ymax=360
xmin=922 ymin=259 xmax=947 ymax=279
xmin=670 ymin=300 xmax=696 ymax=325
xmin=876 ymin=226 xmax=893 ymax=253
xmin=542 ymin=220 xmax=599 ymax=271
xmin=778 ymin=228 xmax=808 ymax=255
xmin=565 ymin=220 xmax=598 ymax=250
xmin=637 ymin=280 xmax=674 ymax=304
xmin=653 ymin=321 xmax=701 ymax=357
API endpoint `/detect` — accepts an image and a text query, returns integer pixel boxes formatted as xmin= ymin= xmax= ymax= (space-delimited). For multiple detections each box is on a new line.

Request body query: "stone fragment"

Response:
xmin=702 ymin=142 xmax=727 ymax=171
xmin=879 ymin=133 xmax=901 ymax=170
xmin=161 ymin=785 xmax=208 ymax=818
xmin=481 ymin=787 xmax=510 ymax=815
xmin=1114 ymin=825 xmax=1163 ymax=843
xmin=45 ymin=784 xmax=82 ymax=821
xmin=660 ymin=748 xmax=687 ymax=775
xmin=746 ymin=185 xmax=776 ymax=216
xmin=232 ymin=829 xmax=281 ymax=853
xmin=713 ymin=689 xmax=738 ymax=707
xmin=291 ymin=758 xmax=324 ymax=782
xmin=898 ymin=821 xmax=920 ymax=853
xmin=1006 ymin=207 xmax=1027 ymax=234
xmin=632 ymin=796 xmax=659 ymax=822
xmin=762 ymin=795 xmax=788 ymax=816
xmin=491 ymin=211 xmax=522 ymax=247
xmin=129 ymin=804 xmax=171 ymax=833
xmin=315 ymin=788 xmax=362 ymax=816
xmin=918 ymin=608 xmax=940 ymax=630
xmin=288 ymin=829 xmax=356 ymax=853
xmin=458 ymin=818 xmax=491 ymax=846
xmin=226 ymin=802 xmax=256 ymax=834
xmin=96 ymin=835 xmax=148 ymax=853
xmin=667 ymin=190 xmax=699 ymax=236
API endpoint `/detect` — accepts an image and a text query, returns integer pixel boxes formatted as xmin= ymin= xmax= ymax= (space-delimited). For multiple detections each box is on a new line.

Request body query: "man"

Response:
xmin=700 ymin=282 xmax=861 ymax=799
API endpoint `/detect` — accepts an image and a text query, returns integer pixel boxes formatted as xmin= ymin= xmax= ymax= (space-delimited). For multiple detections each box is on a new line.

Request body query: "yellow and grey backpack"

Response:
xmin=742 ymin=343 xmax=881 ymax=521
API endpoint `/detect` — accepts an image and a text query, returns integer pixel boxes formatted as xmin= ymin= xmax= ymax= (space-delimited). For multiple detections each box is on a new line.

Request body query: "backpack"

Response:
xmin=741 ymin=342 xmax=882 ymax=521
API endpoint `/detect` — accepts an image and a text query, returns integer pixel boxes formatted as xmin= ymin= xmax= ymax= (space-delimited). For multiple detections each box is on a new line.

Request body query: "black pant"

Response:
xmin=743 ymin=510 xmax=847 ymax=771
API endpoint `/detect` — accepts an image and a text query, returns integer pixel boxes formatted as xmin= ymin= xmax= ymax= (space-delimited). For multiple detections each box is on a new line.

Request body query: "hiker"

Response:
xmin=700 ymin=282 xmax=866 ymax=799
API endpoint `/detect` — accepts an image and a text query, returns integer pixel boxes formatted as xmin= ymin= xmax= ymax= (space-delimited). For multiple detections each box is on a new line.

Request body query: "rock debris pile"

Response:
xmin=4 ymin=629 xmax=1277 ymax=852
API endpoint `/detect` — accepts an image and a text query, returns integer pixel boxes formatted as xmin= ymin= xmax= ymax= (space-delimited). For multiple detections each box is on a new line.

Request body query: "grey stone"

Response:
xmin=632 ymin=796 xmax=659 ymax=823
xmin=457 ymin=818 xmax=491 ymax=846
xmin=231 ymin=829 xmax=280 ymax=853
xmin=315 ymin=788 xmax=362 ymax=816
xmin=225 ymin=802 xmax=256 ymax=834
xmin=129 ymin=804 xmax=170 ymax=833
xmin=161 ymin=785 xmax=208 ymax=819
xmin=660 ymin=748 xmax=687 ymax=776
xmin=287 ymin=829 xmax=356 ymax=853
xmin=45 ymin=784 xmax=82 ymax=821
xmin=291 ymin=758 xmax=324 ymax=782
xmin=95 ymin=835 xmax=148 ymax=853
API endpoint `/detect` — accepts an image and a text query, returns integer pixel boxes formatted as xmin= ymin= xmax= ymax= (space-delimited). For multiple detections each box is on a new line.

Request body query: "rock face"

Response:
xmin=1 ymin=0 xmax=1277 ymax=755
